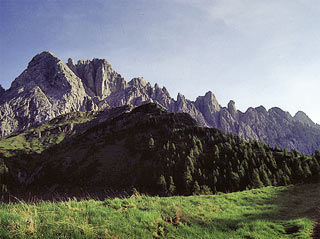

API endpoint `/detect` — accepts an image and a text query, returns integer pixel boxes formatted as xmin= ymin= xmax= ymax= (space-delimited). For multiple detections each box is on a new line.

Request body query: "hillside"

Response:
xmin=1 ymin=103 xmax=319 ymax=199
xmin=1 ymin=51 xmax=320 ymax=154
xmin=0 ymin=183 xmax=319 ymax=239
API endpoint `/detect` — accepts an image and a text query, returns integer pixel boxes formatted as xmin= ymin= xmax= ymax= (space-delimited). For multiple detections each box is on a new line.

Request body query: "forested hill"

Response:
xmin=1 ymin=103 xmax=319 ymax=199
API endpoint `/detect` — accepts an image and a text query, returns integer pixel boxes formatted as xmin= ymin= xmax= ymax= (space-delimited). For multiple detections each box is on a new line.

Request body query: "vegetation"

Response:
xmin=0 ymin=104 xmax=319 ymax=199
xmin=0 ymin=183 xmax=319 ymax=239
xmin=0 ymin=103 xmax=319 ymax=238
xmin=0 ymin=111 xmax=96 ymax=157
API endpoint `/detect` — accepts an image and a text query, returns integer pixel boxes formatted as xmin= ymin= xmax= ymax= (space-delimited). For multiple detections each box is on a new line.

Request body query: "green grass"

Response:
xmin=1 ymin=183 xmax=319 ymax=239
xmin=0 ymin=112 xmax=95 ymax=157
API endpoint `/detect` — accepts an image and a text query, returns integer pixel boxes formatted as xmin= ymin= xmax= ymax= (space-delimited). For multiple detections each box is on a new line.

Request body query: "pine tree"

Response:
xmin=157 ymin=175 xmax=167 ymax=195
xmin=193 ymin=181 xmax=201 ymax=195
xmin=168 ymin=176 xmax=176 ymax=196
xmin=0 ymin=160 xmax=9 ymax=199
xmin=310 ymin=158 xmax=320 ymax=174
xmin=183 ymin=166 xmax=193 ymax=194
xmin=260 ymin=168 xmax=271 ymax=186
xmin=231 ymin=172 xmax=240 ymax=190
xmin=284 ymin=163 xmax=292 ymax=176
xmin=214 ymin=145 xmax=220 ymax=160
xmin=303 ymin=164 xmax=312 ymax=178
xmin=252 ymin=170 xmax=264 ymax=188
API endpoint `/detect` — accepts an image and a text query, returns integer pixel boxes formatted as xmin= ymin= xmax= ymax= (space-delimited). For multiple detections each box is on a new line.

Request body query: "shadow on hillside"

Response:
xmin=185 ymin=183 xmax=320 ymax=238
xmin=2 ymin=184 xmax=141 ymax=203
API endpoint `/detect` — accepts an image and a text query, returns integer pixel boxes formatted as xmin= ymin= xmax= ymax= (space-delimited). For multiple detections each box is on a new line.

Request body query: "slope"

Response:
xmin=1 ymin=103 xmax=319 ymax=199
xmin=0 ymin=183 xmax=319 ymax=239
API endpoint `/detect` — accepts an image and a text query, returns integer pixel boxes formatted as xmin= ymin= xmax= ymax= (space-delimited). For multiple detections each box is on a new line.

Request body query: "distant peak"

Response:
xmin=205 ymin=91 xmax=214 ymax=97
xmin=28 ymin=51 xmax=60 ymax=68
xmin=10 ymin=51 xmax=73 ymax=91
xmin=177 ymin=92 xmax=186 ymax=101
xmin=295 ymin=111 xmax=308 ymax=117
xmin=294 ymin=111 xmax=315 ymax=126
xmin=227 ymin=100 xmax=237 ymax=115
xmin=33 ymin=51 xmax=57 ymax=60
xmin=204 ymin=91 xmax=218 ymax=102
xmin=40 ymin=51 xmax=56 ymax=56
xmin=255 ymin=105 xmax=267 ymax=113
xmin=92 ymin=58 xmax=109 ymax=63
xmin=129 ymin=77 xmax=148 ymax=87
xmin=202 ymin=91 xmax=218 ymax=102
xmin=68 ymin=58 xmax=75 ymax=66
xmin=195 ymin=91 xmax=220 ymax=112
xmin=76 ymin=58 xmax=110 ymax=67
xmin=228 ymin=100 xmax=235 ymax=107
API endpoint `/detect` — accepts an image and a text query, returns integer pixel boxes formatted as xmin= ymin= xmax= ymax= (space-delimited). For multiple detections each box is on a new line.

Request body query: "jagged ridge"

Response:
xmin=0 ymin=51 xmax=319 ymax=154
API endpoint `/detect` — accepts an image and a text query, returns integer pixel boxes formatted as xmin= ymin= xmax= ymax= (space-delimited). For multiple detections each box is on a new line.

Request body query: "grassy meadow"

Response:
xmin=0 ymin=183 xmax=319 ymax=239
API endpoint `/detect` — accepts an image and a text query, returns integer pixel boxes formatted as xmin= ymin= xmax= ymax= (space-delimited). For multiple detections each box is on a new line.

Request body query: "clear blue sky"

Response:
xmin=1 ymin=0 xmax=319 ymax=123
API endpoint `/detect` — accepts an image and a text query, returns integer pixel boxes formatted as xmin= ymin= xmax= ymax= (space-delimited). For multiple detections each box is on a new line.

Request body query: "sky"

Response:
xmin=1 ymin=0 xmax=319 ymax=123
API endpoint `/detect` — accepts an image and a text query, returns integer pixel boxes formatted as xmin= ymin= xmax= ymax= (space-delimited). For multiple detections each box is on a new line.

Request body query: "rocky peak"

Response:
xmin=255 ymin=105 xmax=267 ymax=114
xmin=194 ymin=91 xmax=221 ymax=126
xmin=269 ymin=107 xmax=293 ymax=121
xmin=28 ymin=51 xmax=57 ymax=66
xmin=227 ymin=100 xmax=237 ymax=116
xmin=195 ymin=91 xmax=221 ymax=112
xmin=294 ymin=111 xmax=315 ymax=127
xmin=128 ymin=77 xmax=148 ymax=87
xmin=0 ymin=51 xmax=96 ymax=137
xmin=67 ymin=58 xmax=77 ymax=75
xmin=154 ymin=83 xmax=160 ymax=90
xmin=1 ymin=51 xmax=320 ymax=154
xmin=68 ymin=58 xmax=75 ymax=65
xmin=162 ymin=87 xmax=170 ymax=97
xmin=10 ymin=51 xmax=62 ymax=90
xmin=177 ymin=93 xmax=186 ymax=104
xmin=72 ymin=58 xmax=123 ymax=99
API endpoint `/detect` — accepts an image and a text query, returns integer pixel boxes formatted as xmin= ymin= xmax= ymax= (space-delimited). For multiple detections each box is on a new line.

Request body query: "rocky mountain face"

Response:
xmin=0 ymin=52 xmax=96 ymax=136
xmin=1 ymin=51 xmax=319 ymax=154
xmin=294 ymin=111 xmax=320 ymax=129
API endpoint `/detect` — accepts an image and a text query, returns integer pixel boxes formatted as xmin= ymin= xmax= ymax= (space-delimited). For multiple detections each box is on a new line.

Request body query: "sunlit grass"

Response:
xmin=0 ymin=183 xmax=319 ymax=239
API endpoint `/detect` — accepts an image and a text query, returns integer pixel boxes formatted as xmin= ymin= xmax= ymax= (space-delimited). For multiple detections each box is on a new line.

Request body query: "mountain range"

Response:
xmin=0 ymin=51 xmax=319 ymax=154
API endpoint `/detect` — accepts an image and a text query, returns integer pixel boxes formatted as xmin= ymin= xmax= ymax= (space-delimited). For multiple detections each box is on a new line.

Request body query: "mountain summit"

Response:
xmin=294 ymin=111 xmax=318 ymax=128
xmin=0 ymin=51 xmax=319 ymax=154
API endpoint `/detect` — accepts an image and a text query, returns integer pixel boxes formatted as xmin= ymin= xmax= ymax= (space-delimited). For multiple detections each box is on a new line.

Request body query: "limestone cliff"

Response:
xmin=1 ymin=51 xmax=319 ymax=154
xmin=0 ymin=52 xmax=96 ymax=135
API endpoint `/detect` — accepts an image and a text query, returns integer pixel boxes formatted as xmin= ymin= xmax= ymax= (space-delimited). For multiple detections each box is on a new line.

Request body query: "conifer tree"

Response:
xmin=252 ymin=169 xmax=264 ymax=188
xmin=168 ymin=176 xmax=176 ymax=196
xmin=193 ymin=181 xmax=201 ymax=195
xmin=158 ymin=175 xmax=167 ymax=195
xmin=183 ymin=166 xmax=193 ymax=194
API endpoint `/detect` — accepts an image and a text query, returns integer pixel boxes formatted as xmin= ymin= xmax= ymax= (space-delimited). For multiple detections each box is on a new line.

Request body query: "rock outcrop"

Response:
xmin=1 ymin=51 xmax=319 ymax=154
xmin=0 ymin=51 xmax=96 ymax=135
xmin=294 ymin=111 xmax=319 ymax=129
